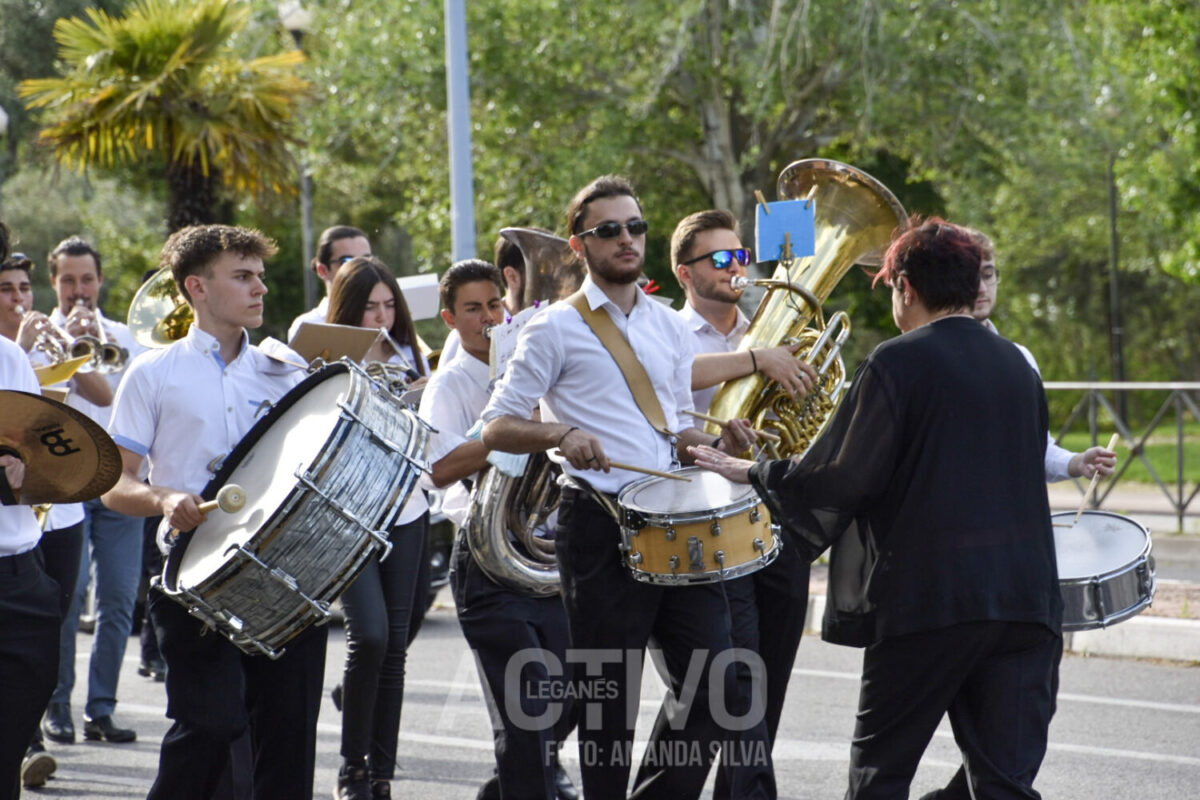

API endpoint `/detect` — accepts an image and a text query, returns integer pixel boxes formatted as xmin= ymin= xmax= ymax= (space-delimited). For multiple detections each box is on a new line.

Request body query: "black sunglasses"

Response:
xmin=577 ymin=219 xmax=649 ymax=240
xmin=680 ymin=248 xmax=751 ymax=270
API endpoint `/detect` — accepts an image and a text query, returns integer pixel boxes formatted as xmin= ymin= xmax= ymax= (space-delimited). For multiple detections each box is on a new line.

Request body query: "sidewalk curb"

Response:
xmin=802 ymin=595 xmax=1200 ymax=663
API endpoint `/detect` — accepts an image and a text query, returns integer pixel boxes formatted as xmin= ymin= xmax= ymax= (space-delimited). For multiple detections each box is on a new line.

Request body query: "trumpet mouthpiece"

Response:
xmin=730 ymin=276 xmax=752 ymax=290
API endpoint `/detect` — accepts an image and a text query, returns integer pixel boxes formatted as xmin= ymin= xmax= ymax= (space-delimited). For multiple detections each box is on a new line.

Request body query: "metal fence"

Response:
xmin=1044 ymin=382 xmax=1200 ymax=530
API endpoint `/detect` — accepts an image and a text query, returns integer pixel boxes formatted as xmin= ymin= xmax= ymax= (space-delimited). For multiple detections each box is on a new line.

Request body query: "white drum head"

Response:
xmin=619 ymin=466 xmax=757 ymax=517
xmin=1052 ymin=510 xmax=1150 ymax=580
xmin=177 ymin=373 xmax=350 ymax=587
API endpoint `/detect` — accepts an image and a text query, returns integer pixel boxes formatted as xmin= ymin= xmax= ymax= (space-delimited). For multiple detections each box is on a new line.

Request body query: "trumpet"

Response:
xmin=66 ymin=299 xmax=128 ymax=374
xmin=16 ymin=303 xmax=100 ymax=372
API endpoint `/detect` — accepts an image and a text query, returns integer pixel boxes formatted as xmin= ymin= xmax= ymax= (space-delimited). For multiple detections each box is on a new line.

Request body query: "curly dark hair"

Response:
xmin=160 ymin=225 xmax=277 ymax=303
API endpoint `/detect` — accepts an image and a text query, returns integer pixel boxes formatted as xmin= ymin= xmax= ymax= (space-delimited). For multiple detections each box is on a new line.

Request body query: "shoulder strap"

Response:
xmin=565 ymin=290 xmax=674 ymax=438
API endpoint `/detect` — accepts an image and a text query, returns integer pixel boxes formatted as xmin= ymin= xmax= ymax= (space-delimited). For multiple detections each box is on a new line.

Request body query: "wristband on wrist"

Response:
xmin=557 ymin=426 xmax=579 ymax=449
xmin=749 ymin=348 xmax=759 ymax=373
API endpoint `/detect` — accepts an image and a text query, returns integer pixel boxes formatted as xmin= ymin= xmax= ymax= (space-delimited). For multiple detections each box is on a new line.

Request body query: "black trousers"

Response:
xmin=145 ymin=587 xmax=328 ymax=800
xmin=556 ymin=488 xmax=750 ymax=800
xmin=847 ymin=621 xmax=1062 ymax=800
xmin=27 ymin=522 xmax=85 ymax=750
xmin=712 ymin=546 xmax=809 ymax=800
xmin=0 ymin=549 xmax=61 ymax=800
xmin=338 ymin=514 xmax=429 ymax=778
xmin=452 ymin=537 xmax=577 ymax=800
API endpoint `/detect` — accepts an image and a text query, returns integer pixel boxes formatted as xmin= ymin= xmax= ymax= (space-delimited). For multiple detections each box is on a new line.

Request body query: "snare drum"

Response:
xmin=162 ymin=361 xmax=429 ymax=657
xmin=1052 ymin=510 xmax=1156 ymax=631
xmin=618 ymin=467 xmax=779 ymax=585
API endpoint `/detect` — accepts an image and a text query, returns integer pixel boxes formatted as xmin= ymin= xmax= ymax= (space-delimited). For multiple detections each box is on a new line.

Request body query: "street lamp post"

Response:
xmin=279 ymin=2 xmax=318 ymax=311
xmin=445 ymin=0 xmax=477 ymax=262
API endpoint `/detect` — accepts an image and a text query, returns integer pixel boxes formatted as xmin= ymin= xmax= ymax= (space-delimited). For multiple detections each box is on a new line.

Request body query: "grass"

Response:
xmin=1056 ymin=431 xmax=1200 ymax=485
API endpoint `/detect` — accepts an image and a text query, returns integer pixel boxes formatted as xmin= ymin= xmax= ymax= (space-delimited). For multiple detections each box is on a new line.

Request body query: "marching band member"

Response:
xmin=481 ymin=175 xmax=771 ymax=799
xmin=439 ymin=233 xmax=529 ymax=366
xmin=693 ymin=218 xmax=1063 ymax=800
xmin=0 ymin=251 xmax=108 ymax=787
xmin=326 ymin=256 xmax=430 ymax=800
xmin=43 ymin=237 xmax=148 ymax=750
xmin=103 ymin=225 xmax=327 ymax=800
xmin=287 ymin=224 xmax=372 ymax=342
xmin=670 ymin=209 xmax=817 ymax=798
xmin=0 ymin=333 xmax=59 ymax=800
xmin=418 ymin=259 xmax=578 ymax=800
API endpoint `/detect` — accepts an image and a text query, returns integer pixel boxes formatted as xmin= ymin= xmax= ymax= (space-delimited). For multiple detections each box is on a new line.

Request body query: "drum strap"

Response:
xmin=565 ymin=291 xmax=675 ymax=439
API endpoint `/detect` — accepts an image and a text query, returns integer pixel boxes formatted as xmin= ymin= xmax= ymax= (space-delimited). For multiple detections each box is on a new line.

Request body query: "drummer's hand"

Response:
xmin=756 ymin=343 xmax=818 ymax=399
xmin=558 ymin=427 xmax=610 ymax=472
xmin=688 ymin=444 xmax=753 ymax=484
xmin=717 ymin=418 xmax=757 ymax=455
xmin=0 ymin=455 xmax=26 ymax=490
xmin=162 ymin=491 xmax=208 ymax=532
xmin=1070 ymin=446 xmax=1118 ymax=479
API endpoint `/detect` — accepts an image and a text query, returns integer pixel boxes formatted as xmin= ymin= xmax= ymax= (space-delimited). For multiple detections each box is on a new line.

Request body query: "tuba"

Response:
xmin=707 ymin=159 xmax=907 ymax=459
xmin=464 ymin=228 xmax=585 ymax=595
xmin=127 ymin=266 xmax=193 ymax=348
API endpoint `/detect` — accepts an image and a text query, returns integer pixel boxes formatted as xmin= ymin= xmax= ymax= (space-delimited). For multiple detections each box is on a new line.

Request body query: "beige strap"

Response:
xmin=565 ymin=291 xmax=674 ymax=438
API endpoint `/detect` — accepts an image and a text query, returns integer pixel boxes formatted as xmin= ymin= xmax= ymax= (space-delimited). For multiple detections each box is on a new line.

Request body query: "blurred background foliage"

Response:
xmin=2 ymin=0 xmax=1198 ymax=428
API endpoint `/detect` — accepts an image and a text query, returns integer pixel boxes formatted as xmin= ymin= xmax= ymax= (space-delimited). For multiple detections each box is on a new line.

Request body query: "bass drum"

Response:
xmin=162 ymin=360 xmax=429 ymax=657
xmin=1053 ymin=510 xmax=1155 ymax=631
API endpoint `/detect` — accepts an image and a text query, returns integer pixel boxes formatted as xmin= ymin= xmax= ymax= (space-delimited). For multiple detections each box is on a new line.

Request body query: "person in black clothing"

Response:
xmin=692 ymin=217 xmax=1063 ymax=800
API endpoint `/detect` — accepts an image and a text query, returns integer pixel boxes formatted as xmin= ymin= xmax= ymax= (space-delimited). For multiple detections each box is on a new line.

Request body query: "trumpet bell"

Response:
xmin=128 ymin=267 xmax=193 ymax=348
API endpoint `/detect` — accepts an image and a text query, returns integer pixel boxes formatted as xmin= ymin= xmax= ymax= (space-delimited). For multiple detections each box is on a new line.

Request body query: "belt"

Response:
xmin=0 ymin=547 xmax=43 ymax=576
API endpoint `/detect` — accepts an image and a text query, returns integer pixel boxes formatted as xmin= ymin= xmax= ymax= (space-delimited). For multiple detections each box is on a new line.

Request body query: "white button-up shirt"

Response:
xmin=109 ymin=325 xmax=305 ymax=502
xmin=22 ymin=347 xmax=86 ymax=531
xmin=287 ymin=296 xmax=329 ymax=343
xmin=482 ymin=277 xmax=695 ymax=494
xmin=678 ymin=301 xmax=750 ymax=415
xmin=418 ymin=343 xmax=491 ymax=526
xmin=1 ymin=337 xmax=44 ymax=554
xmin=982 ymin=319 xmax=1073 ymax=482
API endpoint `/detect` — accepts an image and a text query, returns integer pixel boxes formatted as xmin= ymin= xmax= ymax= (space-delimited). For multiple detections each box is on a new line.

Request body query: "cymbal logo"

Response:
xmin=37 ymin=425 xmax=82 ymax=457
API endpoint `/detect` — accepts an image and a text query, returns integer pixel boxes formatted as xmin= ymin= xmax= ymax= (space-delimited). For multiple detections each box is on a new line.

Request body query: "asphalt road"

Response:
xmin=27 ymin=588 xmax=1200 ymax=799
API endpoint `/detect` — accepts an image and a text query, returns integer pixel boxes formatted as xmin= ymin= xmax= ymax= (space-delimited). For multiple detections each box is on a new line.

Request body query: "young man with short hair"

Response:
xmin=103 ymin=224 xmax=327 ymax=800
xmin=288 ymin=224 xmax=372 ymax=341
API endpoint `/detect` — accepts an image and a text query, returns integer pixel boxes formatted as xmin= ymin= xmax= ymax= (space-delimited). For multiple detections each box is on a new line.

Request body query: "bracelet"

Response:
xmin=749 ymin=348 xmax=759 ymax=373
xmin=557 ymin=426 xmax=579 ymax=449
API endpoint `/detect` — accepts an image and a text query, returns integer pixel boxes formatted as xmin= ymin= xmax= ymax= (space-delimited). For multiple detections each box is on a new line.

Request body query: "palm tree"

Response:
xmin=19 ymin=0 xmax=313 ymax=231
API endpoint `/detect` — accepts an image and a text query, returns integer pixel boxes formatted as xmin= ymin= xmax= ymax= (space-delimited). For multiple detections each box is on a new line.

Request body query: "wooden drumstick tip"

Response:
xmin=198 ymin=484 xmax=247 ymax=515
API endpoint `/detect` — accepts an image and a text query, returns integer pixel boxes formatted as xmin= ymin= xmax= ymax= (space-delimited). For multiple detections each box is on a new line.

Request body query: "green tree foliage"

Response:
xmin=18 ymin=0 xmax=314 ymax=231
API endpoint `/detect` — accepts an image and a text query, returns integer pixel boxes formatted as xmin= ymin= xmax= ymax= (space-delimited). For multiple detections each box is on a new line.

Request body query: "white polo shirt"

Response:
xmin=678 ymin=300 xmax=750 ymax=415
xmin=482 ymin=277 xmax=695 ymax=495
xmin=287 ymin=296 xmax=328 ymax=343
xmin=1 ymin=337 xmax=44 ymax=555
xmin=418 ymin=343 xmax=491 ymax=526
xmin=109 ymin=325 xmax=305 ymax=503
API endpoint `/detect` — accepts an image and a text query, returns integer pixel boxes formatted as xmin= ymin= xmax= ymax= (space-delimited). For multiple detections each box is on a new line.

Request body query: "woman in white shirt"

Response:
xmin=326 ymin=256 xmax=430 ymax=800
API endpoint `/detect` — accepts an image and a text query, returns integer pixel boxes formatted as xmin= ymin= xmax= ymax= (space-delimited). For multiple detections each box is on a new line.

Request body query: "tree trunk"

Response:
xmin=165 ymin=160 xmax=223 ymax=233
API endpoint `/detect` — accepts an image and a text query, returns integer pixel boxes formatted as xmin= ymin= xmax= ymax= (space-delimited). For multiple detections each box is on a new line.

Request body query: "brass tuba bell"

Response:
xmin=127 ymin=266 xmax=193 ymax=348
xmin=707 ymin=159 xmax=908 ymax=459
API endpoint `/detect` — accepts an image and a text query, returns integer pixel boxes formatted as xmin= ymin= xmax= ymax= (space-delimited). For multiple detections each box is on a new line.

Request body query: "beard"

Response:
xmin=692 ymin=272 xmax=741 ymax=304
xmin=584 ymin=242 xmax=643 ymax=286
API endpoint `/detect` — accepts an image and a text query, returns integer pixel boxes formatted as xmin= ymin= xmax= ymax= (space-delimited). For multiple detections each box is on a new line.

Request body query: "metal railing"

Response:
xmin=1044 ymin=382 xmax=1200 ymax=530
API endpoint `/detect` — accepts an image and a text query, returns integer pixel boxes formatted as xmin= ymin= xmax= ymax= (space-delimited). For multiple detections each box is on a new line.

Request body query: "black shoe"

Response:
xmin=475 ymin=775 xmax=501 ymax=800
xmin=334 ymin=762 xmax=371 ymax=800
xmin=555 ymin=762 xmax=579 ymax=800
xmin=21 ymin=743 xmax=57 ymax=787
xmin=42 ymin=702 xmax=74 ymax=744
xmin=138 ymin=657 xmax=167 ymax=681
xmin=371 ymin=779 xmax=391 ymax=799
xmin=83 ymin=715 xmax=137 ymax=743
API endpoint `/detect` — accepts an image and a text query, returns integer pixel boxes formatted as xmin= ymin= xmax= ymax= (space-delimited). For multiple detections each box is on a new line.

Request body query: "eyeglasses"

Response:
xmin=981 ymin=266 xmax=1000 ymax=284
xmin=332 ymin=254 xmax=363 ymax=266
xmin=576 ymin=219 xmax=649 ymax=240
xmin=681 ymin=249 xmax=752 ymax=270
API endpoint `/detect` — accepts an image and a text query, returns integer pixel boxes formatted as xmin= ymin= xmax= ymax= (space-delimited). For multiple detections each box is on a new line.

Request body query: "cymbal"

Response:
xmin=0 ymin=390 xmax=122 ymax=504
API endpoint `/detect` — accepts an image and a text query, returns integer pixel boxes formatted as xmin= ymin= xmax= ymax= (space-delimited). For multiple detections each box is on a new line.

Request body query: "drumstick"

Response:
xmin=681 ymin=409 xmax=783 ymax=444
xmin=552 ymin=451 xmax=691 ymax=482
xmin=198 ymin=484 xmax=248 ymax=515
xmin=1073 ymin=433 xmax=1119 ymax=525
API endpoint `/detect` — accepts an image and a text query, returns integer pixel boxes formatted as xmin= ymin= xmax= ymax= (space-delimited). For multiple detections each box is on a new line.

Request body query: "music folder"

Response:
xmin=288 ymin=322 xmax=379 ymax=364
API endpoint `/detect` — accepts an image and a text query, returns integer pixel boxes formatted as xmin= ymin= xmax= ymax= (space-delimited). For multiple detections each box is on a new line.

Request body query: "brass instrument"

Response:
xmin=465 ymin=228 xmax=584 ymax=595
xmin=127 ymin=267 xmax=193 ymax=348
xmin=66 ymin=298 xmax=128 ymax=374
xmin=17 ymin=303 xmax=99 ymax=383
xmin=707 ymin=159 xmax=908 ymax=459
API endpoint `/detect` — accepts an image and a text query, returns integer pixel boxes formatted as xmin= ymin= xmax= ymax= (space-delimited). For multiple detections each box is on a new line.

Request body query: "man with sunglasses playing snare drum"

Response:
xmin=670 ymin=209 xmax=817 ymax=798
